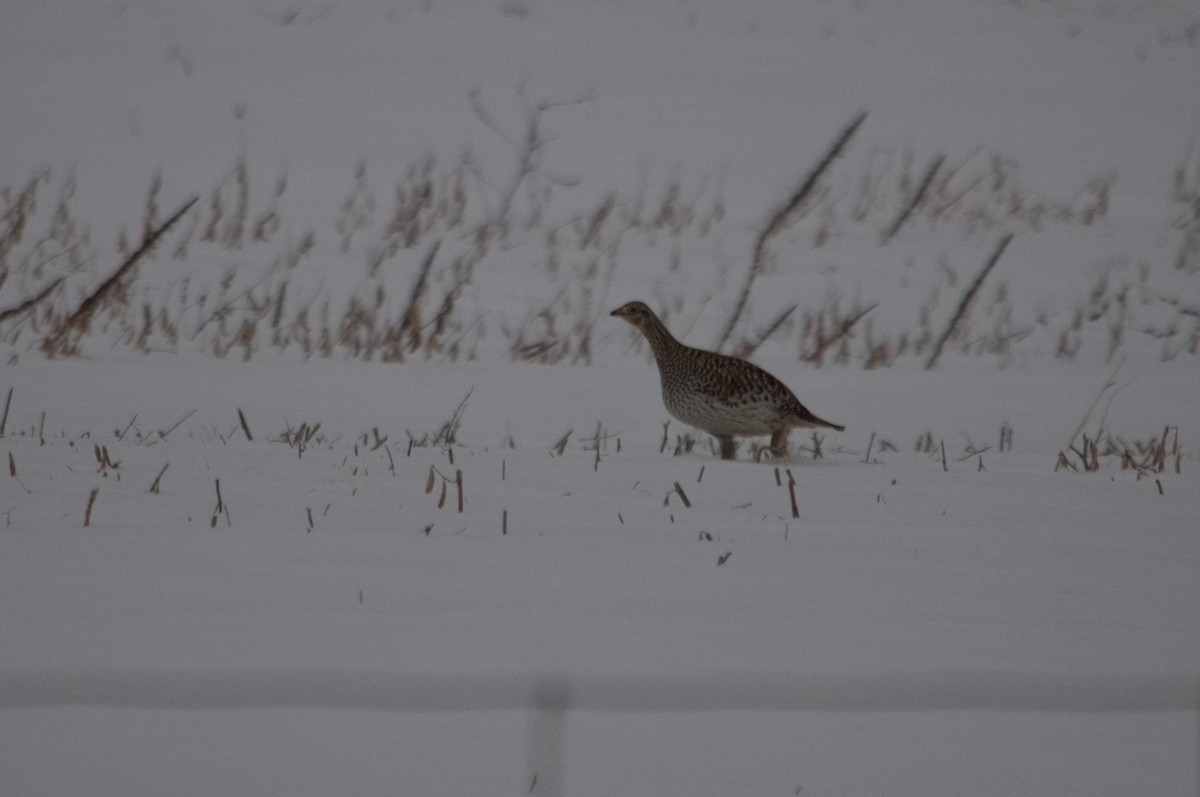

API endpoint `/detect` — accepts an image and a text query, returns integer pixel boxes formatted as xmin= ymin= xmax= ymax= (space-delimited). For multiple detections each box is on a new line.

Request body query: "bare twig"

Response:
xmin=212 ymin=479 xmax=223 ymax=526
xmin=880 ymin=153 xmax=945 ymax=243
xmin=433 ymin=386 xmax=473 ymax=446
xmin=550 ymin=428 xmax=571 ymax=456
xmin=803 ymin=302 xmax=877 ymax=364
xmin=149 ymin=463 xmax=169 ymax=494
xmin=156 ymin=409 xmax=197 ymax=441
xmin=84 ymin=488 xmax=99 ymax=527
xmin=116 ymin=414 xmax=138 ymax=442
xmin=925 ymin=233 xmax=1013 ymax=370
xmin=0 ymin=276 xmax=63 ymax=325
xmin=862 ymin=432 xmax=875 ymax=464
xmin=785 ymin=469 xmax=800 ymax=519
xmin=717 ymin=111 xmax=868 ymax=350
xmin=469 ymin=86 xmax=594 ymax=225
xmin=44 ymin=196 xmax=198 ymax=354
xmin=736 ymin=304 xmax=796 ymax=358
xmin=1062 ymin=352 xmax=1126 ymax=454
xmin=237 ymin=408 xmax=253 ymax=441
xmin=0 ymin=387 xmax=10 ymax=437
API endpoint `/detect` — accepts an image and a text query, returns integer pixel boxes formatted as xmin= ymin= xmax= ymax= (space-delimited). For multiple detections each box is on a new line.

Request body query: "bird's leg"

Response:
xmin=716 ymin=435 xmax=737 ymax=460
xmin=770 ymin=428 xmax=792 ymax=462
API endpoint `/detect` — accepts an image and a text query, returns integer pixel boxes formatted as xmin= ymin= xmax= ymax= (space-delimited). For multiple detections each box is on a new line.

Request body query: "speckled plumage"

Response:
xmin=612 ymin=301 xmax=844 ymax=460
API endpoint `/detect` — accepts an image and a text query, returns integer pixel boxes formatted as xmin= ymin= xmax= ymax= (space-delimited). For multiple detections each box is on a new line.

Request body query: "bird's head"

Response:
xmin=610 ymin=301 xmax=656 ymax=330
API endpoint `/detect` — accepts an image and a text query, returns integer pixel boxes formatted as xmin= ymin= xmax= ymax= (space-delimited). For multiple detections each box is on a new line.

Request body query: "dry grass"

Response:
xmin=276 ymin=421 xmax=323 ymax=458
xmin=0 ymin=102 xmax=1194 ymax=369
xmin=1056 ymin=425 xmax=1183 ymax=477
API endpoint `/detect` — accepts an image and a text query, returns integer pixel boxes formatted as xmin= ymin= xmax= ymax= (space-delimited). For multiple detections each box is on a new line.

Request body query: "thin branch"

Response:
xmin=736 ymin=304 xmax=796 ymax=358
xmin=469 ymin=86 xmax=594 ymax=225
xmin=717 ymin=110 xmax=868 ymax=351
xmin=0 ymin=387 xmax=11 ymax=437
xmin=802 ymin=302 xmax=878 ymax=364
xmin=1063 ymin=352 xmax=1126 ymax=453
xmin=925 ymin=233 xmax=1013 ymax=370
xmin=44 ymin=196 xmax=198 ymax=352
xmin=0 ymin=276 xmax=63 ymax=325
xmin=880 ymin=153 xmax=944 ymax=243
xmin=191 ymin=264 xmax=280 ymax=336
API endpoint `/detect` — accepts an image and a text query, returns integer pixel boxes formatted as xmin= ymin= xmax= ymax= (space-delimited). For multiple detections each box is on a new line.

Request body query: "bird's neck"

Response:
xmin=640 ymin=315 xmax=686 ymax=362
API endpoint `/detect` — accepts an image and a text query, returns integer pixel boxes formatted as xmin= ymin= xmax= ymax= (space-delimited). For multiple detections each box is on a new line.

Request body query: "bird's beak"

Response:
xmin=609 ymin=308 xmax=621 ymax=317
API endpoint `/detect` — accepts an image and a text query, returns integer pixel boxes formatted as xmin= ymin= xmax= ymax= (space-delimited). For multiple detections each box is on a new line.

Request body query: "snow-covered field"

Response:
xmin=2 ymin=1 xmax=1199 ymax=795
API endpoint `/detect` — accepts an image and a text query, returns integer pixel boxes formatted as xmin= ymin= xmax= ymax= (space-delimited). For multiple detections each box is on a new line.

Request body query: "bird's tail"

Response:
xmin=795 ymin=406 xmax=845 ymax=432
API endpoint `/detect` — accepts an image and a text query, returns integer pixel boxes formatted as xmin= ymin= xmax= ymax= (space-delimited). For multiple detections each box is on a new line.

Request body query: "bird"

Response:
xmin=611 ymin=300 xmax=844 ymax=461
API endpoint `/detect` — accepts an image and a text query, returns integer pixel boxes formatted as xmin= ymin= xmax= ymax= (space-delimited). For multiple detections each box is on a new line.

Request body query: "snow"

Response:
xmin=2 ymin=0 xmax=1199 ymax=794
